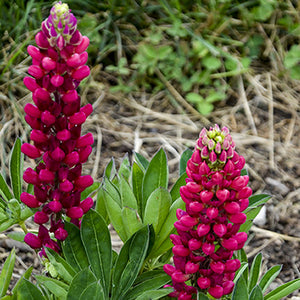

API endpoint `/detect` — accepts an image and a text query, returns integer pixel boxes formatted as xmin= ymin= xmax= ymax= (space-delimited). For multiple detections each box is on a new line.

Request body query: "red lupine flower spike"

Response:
xmin=164 ymin=125 xmax=251 ymax=298
xmin=22 ymin=2 xmax=93 ymax=257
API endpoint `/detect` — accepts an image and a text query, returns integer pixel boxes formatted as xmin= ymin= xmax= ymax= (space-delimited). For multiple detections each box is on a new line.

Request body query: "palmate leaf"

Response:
xmin=259 ymin=265 xmax=282 ymax=293
xmin=179 ymin=148 xmax=193 ymax=176
xmin=131 ymin=162 xmax=144 ymax=217
xmin=17 ymin=279 xmax=45 ymax=300
xmin=120 ymin=175 xmax=137 ymax=209
xmin=232 ymin=275 xmax=249 ymax=300
xmin=35 ymin=275 xmax=68 ymax=299
xmin=133 ymin=152 xmax=149 ymax=171
xmin=170 ymin=172 xmax=187 ymax=202
xmin=249 ymin=285 xmax=263 ymax=300
xmin=121 ymin=207 xmax=143 ymax=238
xmin=0 ymin=248 xmax=16 ymax=297
xmin=45 ymin=248 xmax=76 ymax=284
xmin=124 ymin=270 xmax=171 ymax=300
xmin=142 ymin=148 xmax=168 ymax=219
xmin=62 ymin=222 xmax=89 ymax=272
xmin=248 ymin=253 xmax=262 ymax=292
xmin=264 ymin=278 xmax=300 ymax=300
xmin=111 ymin=226 xmax=150 ymax=300
xmin=9 ymin=138 xmax=22 ymax=200
xmin=67 ymin=267 xmax=101 ymax=300
xmin=118 ymin=154 xmax=131 ymax=182
xmin=78 ymin=281 xmax=106 ymax=300
xmin=103 ymin=189 xmax=127 ymax=241
xmin=143 ymin=187 xmax=171 ymax=234
xmin=147 ymin=197 xmax=185 ymax=259
xmin=80 ymin=210 xmax=112 ymax=298
xmin=0 ymin=172 xmax=13 ymax=202
xmin=135 ymin=288 xmax=173 ymax=300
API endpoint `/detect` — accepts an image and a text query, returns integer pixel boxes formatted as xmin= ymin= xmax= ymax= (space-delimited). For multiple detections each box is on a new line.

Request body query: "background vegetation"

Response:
xmin=1 ymin=0 xmax=300 ymax=298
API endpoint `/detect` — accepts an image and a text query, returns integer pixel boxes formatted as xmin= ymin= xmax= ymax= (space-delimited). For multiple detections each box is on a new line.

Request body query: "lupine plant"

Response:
xmin=21 ymin=1 xmax=94 ymax=256
xmin=164 ymin=125 xmax=250 ymax=299
xmin=163 ymin=125 xmax=300 ymax=300
xmin=1 ymin=2 xmax=300 ymax=300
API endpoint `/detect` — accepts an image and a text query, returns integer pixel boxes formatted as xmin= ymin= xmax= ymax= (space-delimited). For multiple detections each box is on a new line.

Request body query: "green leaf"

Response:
xmin=197 ymin=292 xmax=210 ymax=300
xmin=186 ymin=92 xmax=203 ymax=104
xmin=9 ymin=138 xmax=22 ymax=200
xmin=81 ymin=210 xmax=112 ymax=297
xmin=124 ymin=270 xmax=171 ymax=300
xmin=35 ymin=275 xmax=68 ymax=299
xmin=80 ymin=181 xmax=100 ymax=200
xmin=111 ymin=226 xmax=150 ymax=300
xmin=245 ymin=206 xmax=263 ymax=221
xmin=133 ymin=152 xmax=149 ymax=171
xmin=95 ymin=187 xmax=110 ymax=225
xmin=264 ymin=278 xmax=300 ymax=300
xmin=104 ymin=158 xmax=116 ymax=180
xmin=249 ymin=284 xmax=263 ymax=300
xmin=7 ymin=199 xmax=21 ymax=218
xmin=179 ymin=148 xmax=193 ymax=176
xmin=148 ymin=197 xmax=185 ymax=259
xmin=120 ymin=175 xmax=137 ymax=209
xmin=0 ymin=248 xmax=16 ymax=297
xmin=0 ymin=173 xmax=13 ymax=202
xmin=118 ymin=154 xmax=131 ymax=182
xmin=62 ymin=222 xmax=89 ymax=272
xmin=259 ymin=265 xmax=282 ymax=293
xmin=170 ymin=172 xmax=187 ymax=202
xmin=78 ymin=281 xmax=106 ymax=300
xmin=232 ymin=275 xmax=249 ymax=300
xmin=202 ymin=56 xmax=222 ymax=71
xmin=45 ymin=248 xmax=76 ymax=284
xmin=239 ymin=219 xmax=253 ymax=233
xmin=131 ymin=162 xmax=144 ymax=217
xmin=0 ymin=218 xmax=15 ymax=232
xmin=11 ymin=266 xmax=33 ymax=295
xmin=26 ymin=183 xmax=34 ymax=195
xmin=7 ymin=231 xmax=25 ymax=242
xmin=135 ymin=288 xmax=173 ymax=300
xmin=17 ymin=279 xmax=45 ymax=300
xmin=103 ymin=190 xmax=127 ymax=241
xmin=234 ymin=262 xmax=249 ymax=284
xmin=197 ymin=102 xmax=214 ymax=115
xmin=142 ymin=148 xmax=168 ymax=219
xmin=67 ymin=267 xmax=97 ymax=300
xmin=103 ymin=177 xmax=121 ymax=207
xmin=19 ymin=206 xmax=34 ymax=221
xmin=248 ymin=253 xmax=262 ymax=292
xmin=121 ymin=206 xmax=143 ymax=237
xmin=289 ymin=65 xmax=300 ymax=80
xmin=144 ymin=187 xmax=171 ymax=234
xmin=248 ymin=194 xmax=271 ymax=208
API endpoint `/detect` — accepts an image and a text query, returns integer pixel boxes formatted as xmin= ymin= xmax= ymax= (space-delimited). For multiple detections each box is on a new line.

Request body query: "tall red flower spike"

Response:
xmin=164 ymin=125 xmax=252 ymax=299
xmin=21 ymin=2 xmax=94 ymax=256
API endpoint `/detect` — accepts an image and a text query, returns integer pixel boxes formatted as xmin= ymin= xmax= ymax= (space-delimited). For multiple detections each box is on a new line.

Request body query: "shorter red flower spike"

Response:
xmin=164 ymin=125 xmax=252 ymax=298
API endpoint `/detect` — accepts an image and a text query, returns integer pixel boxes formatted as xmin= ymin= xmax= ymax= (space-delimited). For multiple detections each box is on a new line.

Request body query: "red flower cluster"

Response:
xmin=21 ymin=2 xmax=94 ymax=256
xmin=164 ymin=125 xmax=252 ymax=299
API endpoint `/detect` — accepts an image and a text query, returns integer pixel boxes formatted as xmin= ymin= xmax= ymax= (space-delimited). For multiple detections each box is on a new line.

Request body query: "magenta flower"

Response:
xmin=164 ymin=125 xmax=252 ymax=299
xmin=21 ymin=2 xmax=94 ymax=256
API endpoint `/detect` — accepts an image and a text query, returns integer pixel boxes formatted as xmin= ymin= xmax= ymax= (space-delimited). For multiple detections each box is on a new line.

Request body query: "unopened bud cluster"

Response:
xmin=21 ymin=2 xmax=93 ymax=256
xmin=164 ymin=125 xmax=252 ymax=299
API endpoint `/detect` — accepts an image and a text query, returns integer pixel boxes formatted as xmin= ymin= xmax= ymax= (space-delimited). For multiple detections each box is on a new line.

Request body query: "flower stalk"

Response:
xmin=164 ymin=125 xmax=252 ymax=299
xmin=21 ymin=1 xmax=94 ymax=256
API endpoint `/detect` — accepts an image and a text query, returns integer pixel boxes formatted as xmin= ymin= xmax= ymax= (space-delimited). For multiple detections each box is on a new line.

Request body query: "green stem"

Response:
xmin=19 ymin=221 xmax=28 ymax=234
